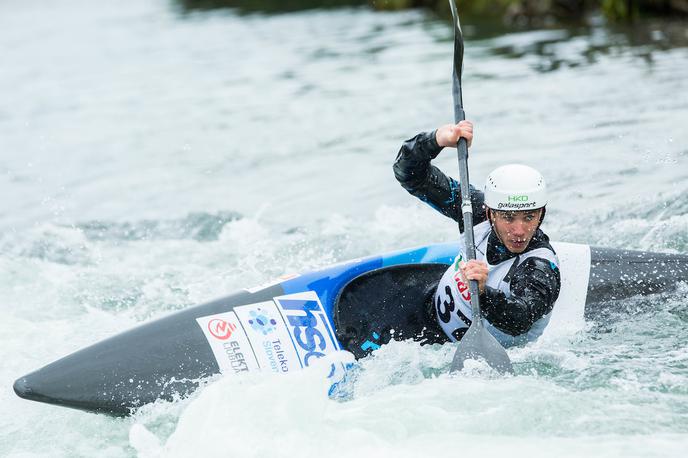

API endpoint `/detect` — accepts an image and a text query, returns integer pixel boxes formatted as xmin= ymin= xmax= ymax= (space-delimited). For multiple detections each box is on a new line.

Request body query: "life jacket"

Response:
xmin=434 ymin=221 xmax=559 ymax=347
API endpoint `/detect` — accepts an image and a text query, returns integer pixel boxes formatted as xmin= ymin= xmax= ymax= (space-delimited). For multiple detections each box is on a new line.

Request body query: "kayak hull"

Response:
xmin=13 ymin=242 xmax=688 ymax=415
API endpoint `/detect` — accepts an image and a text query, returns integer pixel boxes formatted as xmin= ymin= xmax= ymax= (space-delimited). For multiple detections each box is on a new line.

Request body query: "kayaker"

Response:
xmin=393 ymin=121 xmax=561 ymax=345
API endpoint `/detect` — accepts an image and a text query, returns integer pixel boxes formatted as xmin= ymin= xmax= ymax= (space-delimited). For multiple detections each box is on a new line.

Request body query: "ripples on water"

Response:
xmin=1 ymin=0 xmax=687 ymax=457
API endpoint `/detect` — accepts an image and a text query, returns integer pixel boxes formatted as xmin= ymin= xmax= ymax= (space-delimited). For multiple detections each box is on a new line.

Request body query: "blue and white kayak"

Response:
xmin=13 ymin=242 xmax=688 ymax=415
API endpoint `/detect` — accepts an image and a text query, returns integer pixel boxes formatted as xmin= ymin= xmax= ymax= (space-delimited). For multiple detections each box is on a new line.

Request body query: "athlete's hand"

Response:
xmin=459 ymin=260 xmax=488 ymax=294
xmin=435 ymin=120 xmax=473 ymax=148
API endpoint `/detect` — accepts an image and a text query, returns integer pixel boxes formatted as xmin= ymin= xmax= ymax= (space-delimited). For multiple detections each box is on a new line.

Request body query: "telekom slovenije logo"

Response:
xmin=248 ymin=308 xmax=278 ymax=335
xmin=208 ymin=319 xmax=237 ymax=340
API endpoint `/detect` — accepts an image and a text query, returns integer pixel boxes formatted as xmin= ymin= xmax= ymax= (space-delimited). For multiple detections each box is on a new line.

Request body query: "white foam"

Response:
xmin=136 ymin=341 xmax=688 ymax=458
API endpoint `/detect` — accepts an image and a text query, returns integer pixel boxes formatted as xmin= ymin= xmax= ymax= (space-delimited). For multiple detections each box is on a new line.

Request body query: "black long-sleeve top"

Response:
xmin=393 ymin=131 xmax=561 ymax=337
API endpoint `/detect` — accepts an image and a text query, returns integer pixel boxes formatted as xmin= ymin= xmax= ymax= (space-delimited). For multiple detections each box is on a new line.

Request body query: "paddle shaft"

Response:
xmin=452 ymin=28 xmax=484 ymax=326
xmin=454 ymin=115 xmax=484 ymax=327
xmin=448 ymin=0 xmax=512 ymax=373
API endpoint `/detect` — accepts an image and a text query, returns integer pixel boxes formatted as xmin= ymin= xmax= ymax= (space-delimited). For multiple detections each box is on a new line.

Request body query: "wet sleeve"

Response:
xmin=392 ymin=131 xmax=486 ymax=231
xmin=479 ymin=257 xmax=561 ymax=336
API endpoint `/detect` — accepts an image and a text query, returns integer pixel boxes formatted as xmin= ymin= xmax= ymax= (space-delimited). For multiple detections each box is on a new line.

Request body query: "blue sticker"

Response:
xmin=247 ymin=308 xmax=278 ymax=335
xmin=360 ymin=331 xmax=381 ymax=352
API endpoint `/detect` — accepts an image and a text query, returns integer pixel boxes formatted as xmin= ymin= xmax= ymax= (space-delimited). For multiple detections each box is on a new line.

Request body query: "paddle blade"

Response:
xmin=450 ymin=322 xmax=514 ymax=374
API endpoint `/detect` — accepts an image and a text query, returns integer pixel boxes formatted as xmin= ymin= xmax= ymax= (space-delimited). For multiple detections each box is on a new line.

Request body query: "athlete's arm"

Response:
xmin=393 ymin=126 xmax=486 ymax=230
xmin=479 ymin=257 xmax=561 ymax=336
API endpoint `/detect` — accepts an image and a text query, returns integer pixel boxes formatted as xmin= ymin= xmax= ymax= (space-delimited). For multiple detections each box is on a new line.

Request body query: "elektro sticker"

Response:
xmin=207 ymin=318 xmax=236 ymax=340
xmin=273 ymin=291 xmax=341 ymax=367
xmin=196 ymin=311 xmax=259 ymax=375
xmin=234 ymin=301 xmax=301 ymax=373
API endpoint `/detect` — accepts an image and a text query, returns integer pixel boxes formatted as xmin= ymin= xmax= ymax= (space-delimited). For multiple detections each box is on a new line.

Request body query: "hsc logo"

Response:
xmin=275 ymin=292 xmax=339 ymax=367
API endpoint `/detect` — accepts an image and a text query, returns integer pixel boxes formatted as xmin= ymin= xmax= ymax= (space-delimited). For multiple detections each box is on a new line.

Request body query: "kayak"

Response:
xmin=13 ymin=241 xmax=688 ymax=415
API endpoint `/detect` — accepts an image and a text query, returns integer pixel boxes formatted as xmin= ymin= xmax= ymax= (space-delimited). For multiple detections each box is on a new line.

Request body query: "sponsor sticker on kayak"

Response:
xmin=273 ymin=291 xmax=341 ymax=368
xmin=197 ymin=291 xmax=340 ymax=375
xmin=234 ymin=301 xmax=301 ymax=373
xmin=196 ymin=311 xmax=259 ymax=375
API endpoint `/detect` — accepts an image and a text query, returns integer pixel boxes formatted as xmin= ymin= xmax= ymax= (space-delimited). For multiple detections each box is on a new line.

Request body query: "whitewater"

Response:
xmin=1 ymin=0 xmax=687 ymax=457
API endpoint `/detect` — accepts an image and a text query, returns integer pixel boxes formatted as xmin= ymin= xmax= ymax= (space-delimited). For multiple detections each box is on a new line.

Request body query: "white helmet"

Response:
xmin=484 ymin=164 xmax=547 ymax=211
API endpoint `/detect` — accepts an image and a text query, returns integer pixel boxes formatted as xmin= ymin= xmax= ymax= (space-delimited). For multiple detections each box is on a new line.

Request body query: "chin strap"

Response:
xmin=537 ymin=207 xmax=547 ymax=231
xmin=486 ymin=208 xmax=504 ymax=246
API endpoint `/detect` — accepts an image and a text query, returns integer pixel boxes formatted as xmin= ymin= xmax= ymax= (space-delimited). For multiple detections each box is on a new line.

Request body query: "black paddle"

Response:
xmin=448 ymin=0 xmax=514 ymax=375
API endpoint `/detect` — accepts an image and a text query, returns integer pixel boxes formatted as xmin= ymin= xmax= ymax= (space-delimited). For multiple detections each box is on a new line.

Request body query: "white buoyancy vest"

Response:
xmin=434 ymin=221 xmax=560 ymax=347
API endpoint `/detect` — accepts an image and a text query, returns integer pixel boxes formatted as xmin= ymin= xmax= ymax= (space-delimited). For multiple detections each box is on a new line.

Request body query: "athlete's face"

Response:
xmin=490 ymin=209 xmax=543 ymax=254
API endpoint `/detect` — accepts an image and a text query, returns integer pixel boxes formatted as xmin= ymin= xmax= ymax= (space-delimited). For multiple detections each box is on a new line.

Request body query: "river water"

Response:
xmin=2 ymin=0 xmax=688 ymax=457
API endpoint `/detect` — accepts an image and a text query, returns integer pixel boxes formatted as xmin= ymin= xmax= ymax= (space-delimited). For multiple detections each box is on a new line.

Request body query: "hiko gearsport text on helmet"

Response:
xmin=484 ymin=164 xmax=547 ymax=211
